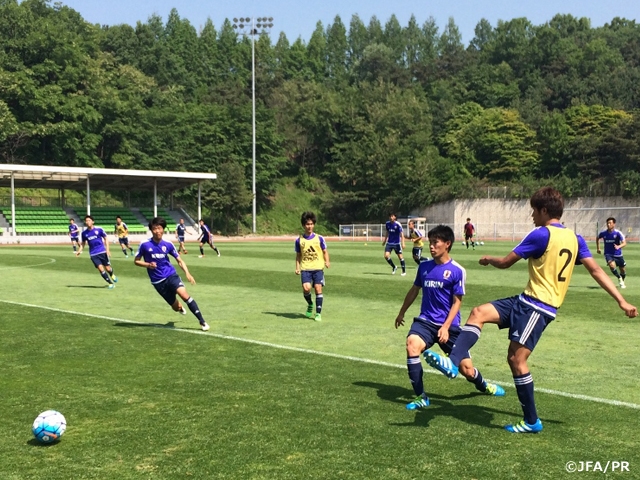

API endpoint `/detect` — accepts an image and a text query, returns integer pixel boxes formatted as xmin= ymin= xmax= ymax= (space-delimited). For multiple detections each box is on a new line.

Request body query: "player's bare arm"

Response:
xmin=323 ymin=248 xmax=330 ymax=269
xmin=295 ymin=252 xmax=302 ymax=275
xmin=395 ymin=285 xmax=420 ymax=328
xmin=76 ymin=240 xmax=86 ymax=256
xmin=176 ymin=256 xmax=196 ymax=284
xmin=437 ymin=294 xmax=463 ymax=344
xmin=580 ymin=257 xmax=638 ymax=317
xmin=479 ymin=251 xmax=521 ymax=269
xmin=134 ymin=256 xmax=157 ymax=269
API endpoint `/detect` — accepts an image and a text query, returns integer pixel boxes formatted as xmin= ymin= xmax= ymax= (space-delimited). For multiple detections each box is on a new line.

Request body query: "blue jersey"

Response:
xmin=513 ymin=223 xmax=591 ymax=315
xmin=136 ymin=238 xmax=180 ymax=284
xmin=598 ymin=229 xmax=625 ymax=257
xmin=200 ymin=224 xmax=211 ymax=237
xmin=385 ymin=221 xmax=403 ymax=245
xmin=69 ymin=224 xmax=79 ymax=238
xmin=81 ymin=227 xmax=107 ymax=256
xmin=176 ymin=224 xmax=187 ymax=236
xmin=413 ymin=258 xmax=466 ymax=327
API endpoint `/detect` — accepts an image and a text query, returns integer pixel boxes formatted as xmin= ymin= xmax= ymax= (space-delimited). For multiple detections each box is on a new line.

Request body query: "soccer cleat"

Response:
xmin=177 ymin=306 xmax=187 ymax=315
xmin=125 ymin=255 xmax=129 ymax=258
xmin=406 ymin=394 xmax=430 ymax=410
xmin=198 ymin=255 xmax=204 ymax=258
xmin=485 ymin=383 xmax=506 ymax=396
xmin=201 ymin=322 xmax=210 ymax=331
xmin=392 ymin=266 xmax=398 ymax=275
xmin=620 ymin=279 xmax=626 ymax=289
xmin=110 ymin=274 xmax=118 ymax=283
xmin=305 ymin=304 xmax=314 ymax=318
xmin=314 ymin=313 xmax=322 ymax=322
xmin=217 ymin=251 xmax=221 ymax=257
xmin=424 ymin=350 xmax=459 ymax=379
xmin=504 ymin=418 xmax=543 ymax=434
xmin=107 ymin=284 xmax=115 ymax=289
xmin=401 ymin=272 xmax=407 ymax=276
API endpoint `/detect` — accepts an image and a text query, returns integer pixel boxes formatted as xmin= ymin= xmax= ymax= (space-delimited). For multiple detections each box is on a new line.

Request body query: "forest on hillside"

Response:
xmin=2 ymin=0 xmax=640 ymax=228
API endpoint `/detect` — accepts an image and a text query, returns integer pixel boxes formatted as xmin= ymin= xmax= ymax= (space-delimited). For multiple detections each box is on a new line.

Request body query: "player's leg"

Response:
xmin=176 ymin=283 xmax=209 ymax=330
xmin=313 ymin=276 xmax=323 ymax=321
xmin=505 ymin=342 xmax=542 ymax=433
xmin=119 ymin=239 xmax=127 ymax=256
xmin=396 ymin=247 xmax=406 ymax=275
xmin=425 ymin=301 xmax=503 ymax=378
xmin=95 ymin=261 xmax=114 ymax=286
xmin=210 ymin=240 xmax=220 ymax=256
xmin=301 ymin=272 xmax=314 ymax=318
xmin=405 ymin=333 xmax=430 ymax=409
xmin=617 ymin=257 xmax=626 ymax=287
xmin=607 ymin=257 xmax=622 ymax=281
xmin=199 ymin=241 xmax=205 ymax=257
xmin=384 ymin=247 xmax=396 ymax=273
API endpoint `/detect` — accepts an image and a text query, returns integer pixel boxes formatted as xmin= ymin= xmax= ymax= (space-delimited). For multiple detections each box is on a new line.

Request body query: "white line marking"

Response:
xmin=2 ymin=299 xmax=639 ymax=410
xmin=0 ymin=258 xmax=56 ymax=270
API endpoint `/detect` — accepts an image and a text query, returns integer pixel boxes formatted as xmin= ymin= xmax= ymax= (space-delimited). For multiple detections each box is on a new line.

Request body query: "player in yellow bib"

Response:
xmin=114 ymin=216 xmax=134 ymax=258
xmin=425 ymin=187 xmax=638 ymax=434
xmin=407 ymin=219 xmax=426 ymax=264
xmin=295 ymin=211 xmax=330 ymax=321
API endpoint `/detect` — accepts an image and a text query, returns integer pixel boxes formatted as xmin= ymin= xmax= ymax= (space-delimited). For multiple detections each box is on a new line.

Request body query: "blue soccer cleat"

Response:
xmin=110 ymin=274 xmax=118 ymax=283
xmin=485 ymin=383 xmax=506 ymax=396
xmin=504 ymin=419 xmax=543 ymax=434
xmin=424 ymin=350 xmax=459 ymax=379
xmin=406 ymin=394 xmax=430 ymax=410
xmin=107 ymin=283 xmax=115 ymax=289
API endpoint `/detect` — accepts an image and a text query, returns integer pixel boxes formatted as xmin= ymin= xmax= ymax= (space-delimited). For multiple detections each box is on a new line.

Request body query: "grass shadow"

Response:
xmin=113 ymin=321 xmax=176 ymax=329
xmin=263 ymin=311 xmax=309 ymax=320
xmin=27 ymin=438 xmax=60 ymax=447
xmin=66 ymin=285 xmax=110 ymax=289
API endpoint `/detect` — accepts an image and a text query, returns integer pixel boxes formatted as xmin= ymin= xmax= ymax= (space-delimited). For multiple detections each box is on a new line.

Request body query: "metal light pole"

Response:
xmin=232 ymin=16 xmax=273 ymax=234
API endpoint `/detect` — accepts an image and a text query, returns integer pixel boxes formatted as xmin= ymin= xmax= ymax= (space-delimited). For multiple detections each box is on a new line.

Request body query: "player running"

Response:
xmin=197 ymin=219 xmax=220 ymax=258
xmin=596 ymin=217 xmax=628 ymax=288
xmin=175 ymin=218 xmax=192 ymax=254
xmin=407 ymin=219 xmax=427 ymax=264
xmin=68 ymin=218 xmax=80 ymax=254
xmin=76 ymin=215 xmax=117 ymax=288
xmin=383 ymin=213 xmax=406 ymax=275
xmin=114 ymin=216 xmax=135 ymax=258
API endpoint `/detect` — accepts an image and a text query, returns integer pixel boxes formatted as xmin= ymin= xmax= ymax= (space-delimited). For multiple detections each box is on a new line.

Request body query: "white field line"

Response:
xmin=2 ymin=299 xmax=639 ymax=410
xmin=0 ymin=258 xmax=56 ymax=270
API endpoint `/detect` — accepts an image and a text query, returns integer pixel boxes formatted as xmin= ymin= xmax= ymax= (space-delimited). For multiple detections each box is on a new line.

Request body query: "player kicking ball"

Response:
xmin=135 ymin=217 xmax=210 ymax=331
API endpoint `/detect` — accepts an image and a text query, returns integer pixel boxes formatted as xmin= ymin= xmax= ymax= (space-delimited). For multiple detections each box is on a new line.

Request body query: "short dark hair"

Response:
xmin=85 ymin=215 xmax=94 ymax=221
xmin=301 ymin=211 xmax=317 ymax=226
xmin=466 ymin=218 xmax=471 ymax=221
xmin=606 ymin=217 xmax=616 ymax=224
xmin=389 ymin=212 xmax=396 ymax=218
xmin=199 ymin=218 xmax=204 ymax=223
xmin=530 ymin=187 xmax=564 ymax=220
xmin=149 ymin=217 xmax=167 ymax=230
xmin=428 ymin=225 xmax=455 ymax=251
xmin=116 ymin=215 xmax=122 ymax=220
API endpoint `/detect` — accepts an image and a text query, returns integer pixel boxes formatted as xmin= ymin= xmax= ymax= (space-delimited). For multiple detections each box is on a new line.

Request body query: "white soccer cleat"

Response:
xmin=198 ymin=255 xmax=204 ymax=258
xmin=620 ymin=279 xmax=626 ymax=289
xmin=401 ymin=272 xmax=407 ymax=276
xmin=201 ymin=322 xmax=210 ymax=331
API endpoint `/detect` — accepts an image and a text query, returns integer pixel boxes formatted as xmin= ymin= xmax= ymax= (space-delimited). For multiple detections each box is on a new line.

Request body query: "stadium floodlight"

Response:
xmin=231 ymin=16 xmax=274 ymax=234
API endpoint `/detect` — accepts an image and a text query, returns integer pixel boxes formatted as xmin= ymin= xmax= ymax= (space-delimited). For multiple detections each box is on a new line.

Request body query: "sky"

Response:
xmin=59 ymin=0 xmax=640 ymax=44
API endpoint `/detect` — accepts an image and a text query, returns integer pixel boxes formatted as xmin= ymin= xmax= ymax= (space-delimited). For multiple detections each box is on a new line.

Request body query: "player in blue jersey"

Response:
xmin=135 ymin=217 xmax=210 ymax=331
xmin=295 ymin=211 xmax=330 ymax=321
xmin=596 ymin=217 xmax=627 ymax=288
xmin=175 ymin=218 xmax=191 ymax=254
xmin=76 ymin=215 xmax=117 ymax=288
xmin=424 ymin=187 xmax=638 ymax=434
xmin=383 ymin=213 xmax=406 ymax=275
xmin=68 ymin=218 xmax=80 ymax=253
xmin=197 ymin=219 xmax=220 ymax=258
xmin=395 ymin=225 xmax=505 ymax=410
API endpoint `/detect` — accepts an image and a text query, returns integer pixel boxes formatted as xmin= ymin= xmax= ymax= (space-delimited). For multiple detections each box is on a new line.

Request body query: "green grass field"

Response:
xmin=1 ymin=240 xmax=639 ymax=479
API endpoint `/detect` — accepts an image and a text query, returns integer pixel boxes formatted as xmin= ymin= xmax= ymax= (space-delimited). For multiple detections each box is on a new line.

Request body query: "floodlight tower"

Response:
xmin=232 ymin=16 xmax=274 ymax=234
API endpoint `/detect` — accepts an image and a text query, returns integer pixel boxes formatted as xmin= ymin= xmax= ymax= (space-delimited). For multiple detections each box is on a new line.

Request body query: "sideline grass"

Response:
xmin=0 ymin=241 xmax=639 ymax=478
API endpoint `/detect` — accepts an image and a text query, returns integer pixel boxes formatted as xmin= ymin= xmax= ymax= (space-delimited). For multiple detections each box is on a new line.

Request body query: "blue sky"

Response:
xmin=60 ymin=0 xmax=640 ymax=44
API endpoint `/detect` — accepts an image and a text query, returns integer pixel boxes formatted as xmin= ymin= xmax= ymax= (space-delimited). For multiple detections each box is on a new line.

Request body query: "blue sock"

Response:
xmin=467 ymin=368 xmax=487 ymax=392
xmin=449 ymin=325 xmax=482 ymax=366
xmin=407 ymin=356 xmax=424 ymax=396
xmin=514 ymin=372 xmax=538 ymax=424
xmin=108 ymin=266 xmax=115 ymax=276
xmin=400 ymin=259 xmax=406 ymax=273
xmin=213 ymin=246 xmax=219 ymax=254
xmin=303 ymin=292 xmax=313 ymax=305
xmin=100 ymin=271 xmax=113 ymax=284
xmin=386 ymin=258 xmax=396 ymax=269
xmin=186 ymin=297 xmax=206 ymax=324
xmin=621 ymin=272 xmax=626 ymax=280
xmin=200 ymin=246 xmax=204 ymax=255
xmin=72 ymin=245 xmax=77 ymax=252
xmin=316 ymin=294 xmax=323 ymax=313
xmin=610 ymin=267 xmax=621 ymax=279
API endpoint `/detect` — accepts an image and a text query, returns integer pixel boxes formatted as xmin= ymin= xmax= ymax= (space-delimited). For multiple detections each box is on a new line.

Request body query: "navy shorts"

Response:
xmin=385 ymin=243 xmax=402 ymax=254
xmin=153 ymin=274 xmax=185 ymax=305
xmin=604 ymin=254 xmax=626 ymax=268
xmin=70 ymin=236 xmax=79 ymax=243
xmin=90 ymin=253 xmax=111 ymax=268
xmin=301 ymin=270 xmax=325 ymax=287
xmin=178 ymin=235 xmax=185 ymax=243
xmin=408 ymin=319 xmax=469 ymax=359
xmin=118 ymin=237 xmax=129 ymax=246
xmin=201 ymin=235 xmax=212 ymax=245
xmin=412 ymin=247 xmax=423 ymax=259
xmin=491 ymin=295 xmax=554 ymax=352
xmin=465 ymin=234 xmax=473 ymax=241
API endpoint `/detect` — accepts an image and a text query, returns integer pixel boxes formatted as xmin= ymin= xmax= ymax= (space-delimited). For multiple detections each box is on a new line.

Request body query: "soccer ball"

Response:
xmin=461 ymin=241 xmax=465 ymax=246
xmin=480 ymin=241 xmax=485 ymax=246
xmin=32 ymin=410 xmax=66 ymax=443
